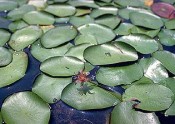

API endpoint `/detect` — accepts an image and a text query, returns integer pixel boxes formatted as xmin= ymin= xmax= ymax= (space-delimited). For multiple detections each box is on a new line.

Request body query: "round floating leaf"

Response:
xmin=84 ymin=42 xmax=138 ymax=65
xmin=165 ymin=19 xmax=175 ymax=29
xmin=7 ymin=5 xmax=36 ymax=21
xmin=44 ymin=5 xmax=76 ymax=17
xmin=139 ymin=58 xmax=168 ymax=83
xmin=130 ymin=11 xmax=164 ymax=29
xmin=32 ymin=74 xmax=72 ymax=103
xmin=96 ymin=63 xmax=143 ymax=86
xmin=28 ymin=0 xmax=47 ymax=10
xmin=61 ymin=82 xmax=120 ymax=110
xmin=74 ymin=34 xmax=97 ymax=45
xmin=68 ymin=0 xmax=99 ymax=8
xmin=65 ymin=43 xmax=92 ymax=61
xmin=114 ymin=0 xmax=149 ymax=8
xmin=165 ymin=101 xmax=175 ymax=116
xmin=23 ymin=11 xmax=55 ymax=25
xmin=8 ymin=20 xmax=29 ymax=32
xmin=123 ymin=83 xmax=174 ymax=111
xmin=78 ymin=23 xmax=116 ymax=44
xmin=1 ymin=91 xmax=50 ymax=124
xmin=114 ymin=23 xmax=134 ymax=35
xmin=0 ymin=1 xmax=18 ymax=11
xmin=158 ymin=29 xmax=175 ymax=46
xmin=153 ymin=51 xmax=175 ymax=75
xmin=75 ymin=8 xmax=91 ymax=16
xmin=41 ymin=26 xmax=77 ymax=48
xmin=0 ymin=51 xmax=28 ymax=88
xmin=31 ymin=41 xmax=73 ymax=62
xmin=115 ymin=34 xmax=159 ymax=54
xmin=0 ymin=47 xmax=12 ymax=67
xmin=111 ymin=102 xmax=160 ymax=124
xmin=40 ymin=56 xmax=84 ymax=76
xmin=0 ymin=29 xmax=11 ymax=47
xmin=9 ymin=26 xmax=42 ymax=51
xmin=90 ymin=7 xmax=118 ymax=18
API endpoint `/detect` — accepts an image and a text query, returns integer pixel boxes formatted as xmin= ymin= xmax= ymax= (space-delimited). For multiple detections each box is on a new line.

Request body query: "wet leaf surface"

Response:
xmin=0 ymin=47 xmax=12 ymax=67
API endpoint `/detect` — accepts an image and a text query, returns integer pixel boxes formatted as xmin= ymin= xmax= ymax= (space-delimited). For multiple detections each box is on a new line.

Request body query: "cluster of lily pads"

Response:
xmin=1 ymin=0 xmax=175 ymax=123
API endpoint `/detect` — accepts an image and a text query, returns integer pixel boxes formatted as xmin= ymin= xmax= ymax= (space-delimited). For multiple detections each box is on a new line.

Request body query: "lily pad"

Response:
xmin=158 ymin=29 xmax=175 ymax=46
xmin=55 ymin=17 xmax=70 ymax=23
xmin=130 ymin=11 xmax=164 ymax=29
xmin=0 ymin=47 xmax=12 ymax=67
xmin=31 ymin=41 xmax=73 ymax=62
xmin=0 ymin=51 xmax=28 ymax=88
xmin=123 ymin=83 xmax=174 ymax=111
xmin=41 ymin=26 xmax=77 ymax=48
xmin=114 ymin=23 xmax=134 ymax=35
xmin=61 ymin=82 xmax=120 ymax=110
xmin=40 ymin=56 xmax=84 ymax=76
xmin=115 ymin=34 xmax=159 ymax=54
xmin=75 ymin=8 xmax=91 ymax=16
xmin=68 ymin=0 xmax=99 ymax=8
xmin=84 ymin=42 xmax=138 ymax=65
xmin=8 ymin=20 xmax=29 ymax=32
xmin=96 ymin=63 xmax=143 ymax=86
xmin=0 ymin=1 xmax=18 ymax=11
xmin=78 ymin=23 xmax=116 ymax=44
xmin=44 ymin=5 xmax=76 ymax=17
xmin=165 ymin=19 xmax=175 ymax=29
xmin=23 ymin=11 xmax=55 ymax=25
xmin=1 ymin=91 xmax=50 ymax=124
xmin=111 ymin=102 xmax=160 ymax=124
xmin=9 ymin=26 xmax=42 ymax=51
xmin=153 ymin=51 xmax=175 ymax=75
xmin=139 ymin=58 xmax=168 ymax=83
xmin=114 ymin=0 xmax=149 ymax=8
xmin=0 ymin=29 xmax=11 ymax=47
xmin=74 ymin=34 xmax=97 ymax=45
xmin=0 ymin=112 xmax=2 ymax=124
xmin=32 ymin=74 xmax=72 ymax=103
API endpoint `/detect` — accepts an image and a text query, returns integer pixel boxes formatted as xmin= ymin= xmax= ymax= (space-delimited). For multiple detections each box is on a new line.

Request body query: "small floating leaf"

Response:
xmin=40 ymin=56 xmax=84 ymax=76
xmin=0 ymin=1 xmax=18 ymax=11
xmin=8 ymin=20 xmax=29 ymax=32
xmin=114 ymin=23 xmax=134 ymax=35
xmin=9 ymin=26 xmax=42 ymax=51
xmin=96 ymin=63 xmax=143 ymax=86
xmin=84 ymin=42 xmax=138 ymax=65
xmin=78 ymin=23 xmax=115 ymax=44
xmin=165 ymin=101 xmax=175 ymax=116
xmin=61 ymin=82 xmax=120 ymax=110
xmin=0 ymin=29 xmax=11 ymax=47
xmin=139 ymin=58 xmax=168 ymax=83
xmin=123 ymin=83 xmax=174 ymax=111
xmin=0 ymin=47 xmax=12 ymax=67
xmin=45 ymin=5 xmax=76 ymax=17
xmin=114 ymin=0 xmax=149 ymax=8
xmin=32 ymin=74 xmax=72 ymax=103
xmin=41 ymin=26 xmax=77 ymax=48
xmin=153 ymin=51 xmax=175 ymax=75
xmin=75 ymin=8 xmax=91 ymax=16
xmin=111 ymin=102 xmax=160 ymax=124
xmin=68 ymin=0 xmax=99 ymax=8
xmin=1 ymin=91 xmax=50 ymax=124
xmin=74 ymin=34 xmax=97 ymax=45
xmin=0 ymin=51 xmax=28 ymax=88
xmin=115 ymin=34 xmax=159 ymax=54
xmin=165 ymin=19 xmax=175 ymax=29
xmin=23 ymin=11 xmax=55 ymax=25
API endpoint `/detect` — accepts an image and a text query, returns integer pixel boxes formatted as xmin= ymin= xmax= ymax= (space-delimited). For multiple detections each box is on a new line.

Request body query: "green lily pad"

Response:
xmin=65 ymin=43 xmax=92 ymax=62
xmin=84 ymin=42 xmax=138 ymax=65
xmin=115 ymin=34 xmax=159 ymax=54
xmin=95 ymin=15 xmax=121 ymax=29
xmin=114 ymin=23 xmax=134 ymax=35
xmin=165 ymin=101 xmax=175 ymax=116
xmin=31 ymin=41 xmax=73 ymax=62
xmin=74 ymin=34 xmax=97 ymax=45
xmin=69 ymin=15 xmax=94 ymax=27
xmin=0 ymin=29 xmax=11 ymax=47
xmin=96 ymin=63 xmax=143 ymax=86
xmin=130 ymin=11 xmax=164 ymax=29
xmin=40 ymin=56 xmax=84 ymax=76
xmin=41 ymin=26 xmax=77 ymax=48
xmin=153 ymin=51 xmax=175 ymax=75
xmin=75 ymin=8 xmax=91 ymax=16
xmin=32 ymin=74 xmax=72 ymax=103
xmin=40 ymin=25 xmax=55 ymax=33
xmin=139 ymin=58 xmax=168 ymax=83
xmin=28 ymin=0 xmax=47 ymax=10
xmin=7 ymin=5 xmax=36 ymax=21
xmin=68 ymin=0 xmax=99 ymax=8
xmin=23 ymin=11 xmax=55 ymax=25
xmin=99 ymin=0 xmax=112 ymax=3
xmin=84 ymin=62 xmax=94 ymax=72
xmin=131 ymin=26 xmax=160 ymax=38
xmin=165 ymin=19 xmax=175 ymax=29
xmin=8 ymin=20 xmax=29 ymax=32
xmin=123 ymin=83 xmax=174 ymax=111
xmin=61 ymin=82 xmax=120 ymax=110
xmin=0 ymin=47 xmax=12 ymax=67
xmin=78 ymin=23 xmax=115 ymax=44
xmin=90 ymin=7 xmax=118 ymax=18
xmin=44 ymin=5 xmax=76 ymax=17
xmin=9 ymin=26 xmax=42 ymax=51
xmin=55 ymin=17 xmax=70 ymax=23
xmin=114 ymin=0 xmax=149 ymax=8
xmin=0 ymin=51 xmax=28 ymax=88
xmin=0 ymin=112 xmax=2 ymax=124
xmin=158 ymin=29 xmax=175 ymax=46
xmin=1 ymin=91 xmax=50 ymax=124
xmin=11 ymin=0 xmax=28 ymax=6
xmin=111 ymin=102 xmax=160 ymax=124
xmin=0 ymin=1 xmax=18 ymax=11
